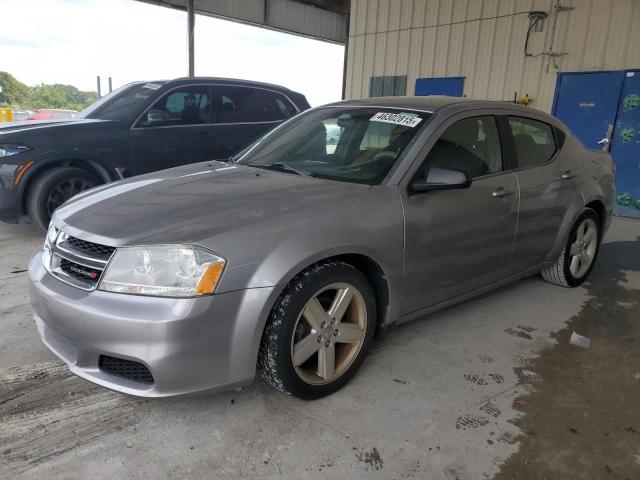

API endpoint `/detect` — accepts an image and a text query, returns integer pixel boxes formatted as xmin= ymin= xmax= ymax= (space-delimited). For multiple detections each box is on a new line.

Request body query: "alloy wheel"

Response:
xmin=568 ymin=217 xmax=598 ymax=279
xmin=290 ymin=282 xmax=368 ymax=385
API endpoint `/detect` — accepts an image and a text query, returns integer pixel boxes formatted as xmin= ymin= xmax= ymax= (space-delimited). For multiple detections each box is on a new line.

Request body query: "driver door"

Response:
xmin=128 ymin=84 xmax=218 ymax=175
xmin=401 ymin=114 xmax=519 ymax=313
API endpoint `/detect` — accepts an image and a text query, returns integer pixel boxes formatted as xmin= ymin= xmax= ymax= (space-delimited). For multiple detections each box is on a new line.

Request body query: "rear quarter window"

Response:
xmin=508 ymin=116 xmax=557 ymax=169
xmin=259 ymin=90 xmax=298 ymax=121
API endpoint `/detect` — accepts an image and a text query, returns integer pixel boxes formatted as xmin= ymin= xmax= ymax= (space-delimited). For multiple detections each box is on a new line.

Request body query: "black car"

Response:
xmin=0 ymin=77 xmax=309 ymax=229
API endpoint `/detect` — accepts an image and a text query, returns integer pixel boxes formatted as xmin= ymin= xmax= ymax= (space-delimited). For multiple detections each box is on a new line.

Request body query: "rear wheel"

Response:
xmin=541 ymin=208 xmax=601 ymax=287
xmin=27 ymin=167 xmax=98 ymax=230
xmin=258 ymin=261 xmax=376 ymax=400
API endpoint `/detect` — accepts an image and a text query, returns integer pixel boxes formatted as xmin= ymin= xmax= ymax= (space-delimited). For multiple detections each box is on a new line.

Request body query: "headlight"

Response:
xmin=46 ymin=224 xmax=59 ymax=245
xmin=0 ymin=144 xmax=32 ymax=157
xmin=42 ymin=224 xmax=58 ymax=272
xmin=98 ymin=246 xmax=226 ymax=297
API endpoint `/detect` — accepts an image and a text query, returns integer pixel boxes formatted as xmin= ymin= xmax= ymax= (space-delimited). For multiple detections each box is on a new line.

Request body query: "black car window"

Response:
xmin=422 ymin=116 xmax=503 ymax=180
xmin=215 ymin=86 xmax=261 ymax=123
xmin=508 ymin=116 xmax=557 ymax=169
xmin=137 ymin=85 xmax=213 ymax=127
xmin=259 ymin=90 xmax=298 ymax=121
xmin=83 ymin=83 xmax=161 ymax=122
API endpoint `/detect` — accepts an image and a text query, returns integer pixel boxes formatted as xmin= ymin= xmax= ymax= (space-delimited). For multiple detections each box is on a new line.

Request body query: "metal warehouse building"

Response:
xmin=344 ymin=0 xmax=640 ymax=217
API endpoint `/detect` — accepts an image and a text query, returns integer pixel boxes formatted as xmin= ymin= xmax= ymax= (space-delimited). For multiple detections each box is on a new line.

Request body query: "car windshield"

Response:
xmin=79 ymin=81 xmax=167 ymax=122
xmin=234 ymin=106 xmax=431 ymax=185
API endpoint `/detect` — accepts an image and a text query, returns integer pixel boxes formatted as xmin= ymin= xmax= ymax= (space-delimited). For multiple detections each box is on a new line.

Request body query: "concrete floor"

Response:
xmin=1 ymin=218 xmax=638 ymax=479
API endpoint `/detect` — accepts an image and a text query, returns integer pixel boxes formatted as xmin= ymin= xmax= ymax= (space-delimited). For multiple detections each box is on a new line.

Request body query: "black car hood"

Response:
xmin=0 ymin=118 xmax=109 ymax=136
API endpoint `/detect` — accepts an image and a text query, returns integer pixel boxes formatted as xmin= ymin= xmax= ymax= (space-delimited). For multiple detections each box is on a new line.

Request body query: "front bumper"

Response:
xmin=28 ymin=249 xmax=276 ymax=397
xmin=0 ymin=164 xmax=21 ymax=223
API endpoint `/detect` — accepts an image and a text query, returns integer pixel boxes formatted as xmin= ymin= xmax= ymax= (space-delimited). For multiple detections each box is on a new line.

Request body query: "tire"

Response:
xmin=541 ymin=208 xmax=602 ymax=287
xmin=26 ymin=167 xmax=99 ymax=230
xmin=258 ymin=261 xmax=376 ymax=400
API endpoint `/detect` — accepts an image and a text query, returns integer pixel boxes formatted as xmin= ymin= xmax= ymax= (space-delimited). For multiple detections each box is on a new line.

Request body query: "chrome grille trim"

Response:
xmin=46 ymin=231 xmax=115 ymax=291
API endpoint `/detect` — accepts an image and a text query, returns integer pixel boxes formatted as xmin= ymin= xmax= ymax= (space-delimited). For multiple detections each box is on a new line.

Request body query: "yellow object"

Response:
xmin=195 ymin=261 xmax=226 ymax=295
xmin=0 ymin=108 xmax=13 ymax=122
xmin=521 ymin=94 xmax=532 ymax=106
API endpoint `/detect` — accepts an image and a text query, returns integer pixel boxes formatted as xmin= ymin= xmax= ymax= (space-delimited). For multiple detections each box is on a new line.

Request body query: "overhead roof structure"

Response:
xmin=138 ymin=0 xmax=349 ymax=44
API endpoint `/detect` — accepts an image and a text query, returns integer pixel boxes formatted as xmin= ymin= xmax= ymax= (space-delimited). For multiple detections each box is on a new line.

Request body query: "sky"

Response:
xmin=0 ymin=0 xmax=344 ymax=106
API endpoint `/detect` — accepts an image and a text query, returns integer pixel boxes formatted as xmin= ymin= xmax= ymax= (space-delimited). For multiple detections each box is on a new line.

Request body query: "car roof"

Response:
xmin=324 ymin=95 xmax=547 ymax=116
xmin=155 ymin=77 xmax=298 ymax=93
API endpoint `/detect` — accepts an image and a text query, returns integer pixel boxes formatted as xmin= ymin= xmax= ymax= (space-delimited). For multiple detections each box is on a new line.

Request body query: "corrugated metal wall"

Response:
xmin=149 ymin=0 xmax=347 ymax=43
xmin=345 ymin=0 xmax=640 ymax=112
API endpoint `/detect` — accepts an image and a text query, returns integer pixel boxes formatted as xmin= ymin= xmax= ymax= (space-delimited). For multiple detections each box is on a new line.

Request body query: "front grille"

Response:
xmin=99 ymin=355 xmax=154 ymax=385
xmin=47 ymin=231 xmax=115 ymax=291
xmin=59 ymin=236 xmax=116 ymax=261
xmin=59 ymin=258 xmax=102 ymax=285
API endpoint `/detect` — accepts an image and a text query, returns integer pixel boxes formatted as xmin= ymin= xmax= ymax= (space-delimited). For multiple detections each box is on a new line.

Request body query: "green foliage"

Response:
xmin=0 ymin=71 xmax=32 ymax=107
xmin=0 ymin=71 xmax=98 ymax=111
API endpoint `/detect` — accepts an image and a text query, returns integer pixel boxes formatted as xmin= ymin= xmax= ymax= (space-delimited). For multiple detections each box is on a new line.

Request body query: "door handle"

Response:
xmin=492 ymin=186 xmax=515 ymax=198
xmin=600 ymin=124 xmax=613 ymax=152
xmin=560 ymin=170 xmax=578 ymax=180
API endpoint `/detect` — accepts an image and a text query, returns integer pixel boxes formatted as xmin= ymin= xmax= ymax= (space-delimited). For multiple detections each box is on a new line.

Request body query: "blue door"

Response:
xmin=415 ymin=77 xmax=464 ymax=96
xmin=552 ymin=71 xmax=624 ymax=149
xmin=611 ymin=71 xmax=640 ymax=218
xmin=553 ymin=70 xmax=640 ymax=218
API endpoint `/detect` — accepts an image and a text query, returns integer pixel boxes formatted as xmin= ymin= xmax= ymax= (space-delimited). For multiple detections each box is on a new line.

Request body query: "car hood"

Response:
xmin=55 ymin=161 xmax=371 ymax=246
xmin=0 ymin=118 xmax=108 ymax=136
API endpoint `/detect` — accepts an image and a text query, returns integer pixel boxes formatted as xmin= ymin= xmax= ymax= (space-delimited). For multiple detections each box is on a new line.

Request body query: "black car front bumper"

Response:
xmin=0 ymin=163 xmax=23 ymax=223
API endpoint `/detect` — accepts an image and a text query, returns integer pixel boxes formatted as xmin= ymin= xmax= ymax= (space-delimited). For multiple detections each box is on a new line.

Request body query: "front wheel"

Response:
xmin=26 ymin=167 xmax=99 ymax=230
xmin=541 ymin=208 xmax=602 ymax=287
xmin=258 ymin=261 xmax=376 ymax=400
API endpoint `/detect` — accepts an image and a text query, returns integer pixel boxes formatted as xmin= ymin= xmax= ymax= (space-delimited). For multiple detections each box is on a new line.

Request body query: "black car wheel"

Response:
xmin=258 ymin=261 xmax=376 ymax=400
xmin=27 ymin=167 xmax=99 ymax=230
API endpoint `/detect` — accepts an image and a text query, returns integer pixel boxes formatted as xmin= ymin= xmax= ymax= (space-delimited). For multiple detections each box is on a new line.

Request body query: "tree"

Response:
xmin=0 ymin=71 xmax=32 ymax=108
xmin=0 ymin=71 xmax=98 ymax=111
xmin=31 ymin=83 xmax=98 ymax=111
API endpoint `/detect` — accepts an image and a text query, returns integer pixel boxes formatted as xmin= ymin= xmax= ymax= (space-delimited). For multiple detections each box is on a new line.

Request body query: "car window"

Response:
xmin=258 ymin=90 xmax=299 ymax=122
xmin=323 ymin=119 xmax=341 ymax=154
xmin=508 ymin=116 xmax=557 ymax=169
xmin=421 ymin=116 xmax=503 ymax=180
xmin=215 ymin=86 xmax=261 ymax=123
xmin=138 ymin=85 xmax=212 ymax=127
xmin=261 ymin=90 xmax=298 ymax=120
xmin=256 ymin=90 xmax=282 ymax=122
xmin=235 ymin=107 xmax=430 ymax=185
xmin=84 ymin=83 xmax=162 ymax=122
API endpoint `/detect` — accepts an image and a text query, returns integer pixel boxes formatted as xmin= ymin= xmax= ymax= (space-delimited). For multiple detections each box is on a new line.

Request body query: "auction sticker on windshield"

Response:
xmin=370 ymin=112 xmax=422 ymax=128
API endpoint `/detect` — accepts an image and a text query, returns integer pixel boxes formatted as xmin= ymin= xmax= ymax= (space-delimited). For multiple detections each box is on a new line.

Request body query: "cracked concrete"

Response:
xmin=0 ymin=217 xmax=638 ymax=479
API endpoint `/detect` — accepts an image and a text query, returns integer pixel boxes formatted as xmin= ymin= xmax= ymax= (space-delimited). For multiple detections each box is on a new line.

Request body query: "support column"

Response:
xmin=187 ymin=0 xmax=195 ymax=77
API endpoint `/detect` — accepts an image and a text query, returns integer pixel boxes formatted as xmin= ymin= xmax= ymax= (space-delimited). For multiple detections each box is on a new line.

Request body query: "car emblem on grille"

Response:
xmin=69 ymin=265 xmax=99 ymax=280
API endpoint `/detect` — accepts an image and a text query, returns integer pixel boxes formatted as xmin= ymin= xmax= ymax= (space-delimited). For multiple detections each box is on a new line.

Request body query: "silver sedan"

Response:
xmin=28 ymin=97 xmax=614 ymax=399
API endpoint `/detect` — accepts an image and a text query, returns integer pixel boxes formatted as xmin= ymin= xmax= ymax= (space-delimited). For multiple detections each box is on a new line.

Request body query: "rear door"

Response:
xmin=401 ymin=113 xmax=519 ymax=312
xmin=505 ymin=115 xmax=581 ymax=269
xmin=210 ymin=85 xmax=297 ymax=158
xmin=128 ymin=84 xmax=218 ymax=175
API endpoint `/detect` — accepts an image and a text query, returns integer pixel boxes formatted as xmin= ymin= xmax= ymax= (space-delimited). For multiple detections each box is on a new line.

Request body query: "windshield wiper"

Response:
xmin=247 ymin=162 xmax=314 ymax=178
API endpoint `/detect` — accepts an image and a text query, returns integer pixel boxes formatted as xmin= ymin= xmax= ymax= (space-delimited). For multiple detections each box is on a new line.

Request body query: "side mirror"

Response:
xmin=144 ymin=109 xmax=170 ymax=125
xmin=410 ymin=167 xmax=471 ymax=193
